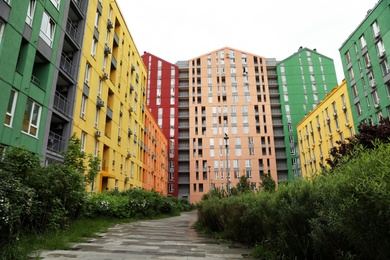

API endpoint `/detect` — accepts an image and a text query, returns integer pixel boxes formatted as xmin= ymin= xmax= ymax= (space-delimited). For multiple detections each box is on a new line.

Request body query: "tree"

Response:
xmin=86 ymin=154 xmax=101 ymax=193
xmin=260 ymin=173 xmax=276 ymax=192
xmin=326 ymin=117 xmax=390 ymax=169
xmin=236 ymin=175 xmax=251 ymax=193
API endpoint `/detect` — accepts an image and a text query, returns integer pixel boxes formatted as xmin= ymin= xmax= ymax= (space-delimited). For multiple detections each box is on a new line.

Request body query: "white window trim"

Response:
xmin=22 ymin=100 xmax=42 ymax=137
xmin=50 ymin=0 xmax=60 ymax=9
xmin=26 ymin=0 xmax=36 ymax=26
xmin=0 ymin=20 xmax=5 ymax=45
xmin=80 ymin=95 xmax=87 ymax=119
xmin=5 ymin=89 xmax=18 ymax=127
xmin=40 ymin=12 xmax=56 ymax=47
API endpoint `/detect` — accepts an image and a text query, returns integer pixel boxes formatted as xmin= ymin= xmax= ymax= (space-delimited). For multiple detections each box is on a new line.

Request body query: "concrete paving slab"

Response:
xmin=36 ymin=210 xmax=254 ymax=260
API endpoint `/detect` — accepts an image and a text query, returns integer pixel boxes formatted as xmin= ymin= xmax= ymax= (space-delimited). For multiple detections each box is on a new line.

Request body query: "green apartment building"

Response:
xmin=339 ymin=0 xmax=390 ymax=127
xmin=0 ymin=0 xmax=87 ymax=162
xmin=276 ymin=47 xmax=338 ymax=180
xmin=0 ymin=0 xmax=66 ymax=154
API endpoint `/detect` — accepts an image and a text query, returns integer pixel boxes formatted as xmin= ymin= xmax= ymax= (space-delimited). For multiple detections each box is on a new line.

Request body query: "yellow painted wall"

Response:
xmin=297 ymin=79 xmax=355 ymax=178
xmin=73 ymin=0 xmax=148 ymax=192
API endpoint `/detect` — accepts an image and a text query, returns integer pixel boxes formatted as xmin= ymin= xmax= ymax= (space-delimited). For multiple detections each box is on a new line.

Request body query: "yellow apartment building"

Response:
xmin=143 ymin=107 xmax=168 ymax=195
xmin=297 ymin=79 xmax=355 ymax=178
xmin=72 ymin=0 xmax=148 ymax=192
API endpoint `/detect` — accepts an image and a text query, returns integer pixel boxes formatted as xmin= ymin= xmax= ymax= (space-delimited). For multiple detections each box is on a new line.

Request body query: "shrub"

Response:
xmin=197 ymin=143 xmax=390 ymax=259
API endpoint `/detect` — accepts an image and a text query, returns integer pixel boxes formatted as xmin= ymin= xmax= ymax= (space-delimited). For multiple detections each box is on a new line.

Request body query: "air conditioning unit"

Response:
xmin=95 ymin=130 xmax=102 ymax=137
xmin=97 ymin=100 xmax=105 ymax=108
xmin=317 ymin=125 xmax=320 ymax=130
xmin=328 ymin=133 xmax=332 ymax=137
xmin=126 ymin=152 xmax=132 ymax=159
xmin=342 ymin=105 xmax=347 ymax=111
xmin=326 ymin=117 xmax=330 ymax=122
xmin=366 ymin=63 xmax=372 ymax=69
xmin=130 ymin=85 xmax=134 ymax=92
xmin=379 ymin=51 xmax=386 ymax=59
xmin=128 ymin=129 xmax=133 ymax=136
xmin=125 ymin=176 xmax=130 ymax=181
xmin=129 ymin=107 xmax=134 ymax=112
xmin=345 ymin=122 xmax=350 ymax=127
xmin=375 ymin=32 xmax=380 ymax=39
xmin=104 ymin=45 xmax=112 ymax=55
xmin=107 ymin=19 xmax=114 ymax=30
xmin=319 ymin=139 xmax=322 ymax=143
xmin=118 ymin=136 xmax=121 ymax=141
xmin=103 ymin=72 xmax=109 ymax=80
xmin=320 ymin=154 xmax=323 ymax=159
xmin=97 ymin=165 xmax=102 ymax=170
xmin=333 ymin=112 xmax=337 ymax=117
xmin=336 ymin=128 xmax=340 ymax=132
xmin=374 ymin=103 xmax=380 ymax=109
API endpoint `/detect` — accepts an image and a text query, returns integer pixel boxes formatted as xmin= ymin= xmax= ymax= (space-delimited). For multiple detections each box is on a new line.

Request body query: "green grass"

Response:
xmin=0 ymin=217 xmax=123 ymax=260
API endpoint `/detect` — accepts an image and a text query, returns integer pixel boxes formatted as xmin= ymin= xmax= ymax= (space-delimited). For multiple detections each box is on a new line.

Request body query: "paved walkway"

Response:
xmin=37 ymin=210 xmax=254 ymax=259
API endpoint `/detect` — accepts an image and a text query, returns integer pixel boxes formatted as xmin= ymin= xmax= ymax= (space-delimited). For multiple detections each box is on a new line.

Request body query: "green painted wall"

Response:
xmin=277 ymin=48 xmax=338 ymax=180
xmin=339 ymin=0 xmax=390 ymax=128
xmin=0 ymin=0 xmax=66 ymax=154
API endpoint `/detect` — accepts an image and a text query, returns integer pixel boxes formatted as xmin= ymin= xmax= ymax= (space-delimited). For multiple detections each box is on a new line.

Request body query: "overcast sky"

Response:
xmin=116 ymin=0 xmax=378 ymax=83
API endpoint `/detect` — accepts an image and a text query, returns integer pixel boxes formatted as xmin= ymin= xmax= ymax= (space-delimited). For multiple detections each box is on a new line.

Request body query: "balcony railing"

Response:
xmin=53 ymin=91 xmax=71 ymax=117
xmin=66 ymin=19 xmax=80 ymax=43
xmin=47 ymin=131 xmax=66 ymax=153
xmin=60 ymin=53 xmax=76 ymax=78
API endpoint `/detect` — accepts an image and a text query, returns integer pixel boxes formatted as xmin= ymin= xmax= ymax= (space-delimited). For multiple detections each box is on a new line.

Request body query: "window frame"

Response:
xmin=26 ymin=0 xmax=36 ymax=26
xmin=22 ymin=99 xmax=42 ymax=137
xmin=5 ymin=89 xmax=18 ymax=127
xmin=39 ymin=12 xmax=56 ymax=47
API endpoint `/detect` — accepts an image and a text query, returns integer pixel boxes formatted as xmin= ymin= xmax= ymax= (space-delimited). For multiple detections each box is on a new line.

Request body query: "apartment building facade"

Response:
xmin=71 ymin=0 xmax=161 ymax=192
xmin=276 ymin=47 xmax=338 ymax=180
xmin=0 ymin=0 xmax=69 ymax=156
xmin=297 ymin=79 xmax=355 ymax=177
xmin=339 ymin=0 xmax=390 ymax=126
xmin=142 ymin=52 xmax=179 ymax=197
xmin=175 ymin=47 xmax=280 ymax=203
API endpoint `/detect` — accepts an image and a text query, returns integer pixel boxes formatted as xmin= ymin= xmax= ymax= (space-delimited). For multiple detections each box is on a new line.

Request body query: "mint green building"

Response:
xmin=339 ymin=0 xmax=390 ymax=127
xmin=0 ymin=0 xmax=87 ymax=161
xmin=276 ymin=48 xmax=338 ymax=180
xmin=0 ymin=0 xmax=65 ymax=154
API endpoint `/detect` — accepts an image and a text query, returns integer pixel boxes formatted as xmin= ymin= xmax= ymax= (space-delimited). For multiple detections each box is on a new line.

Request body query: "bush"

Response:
xmin=83 ymin=188 xmax=194 ymax=219
xmin=196 ymin=143 xmax=390 ymax=259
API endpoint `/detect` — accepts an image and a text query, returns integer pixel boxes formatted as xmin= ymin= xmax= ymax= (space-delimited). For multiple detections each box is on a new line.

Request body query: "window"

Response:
xmin=94 ymin=10 xmax=100 ymax=29
xmin=372 ymin=20 xmax=380 ymax=37
xmin=50 ymin=0 xmax=60 ymax=9
xmin=80 ymin=132 xmax=86 ymax=152
xmin=381 ymin=59 xmax=390 ymax=76
xmin=80 ymin=95 xmax=87 ymax=119
xmin=40 ymin=12 xmax=56 ymax=47
xmin=345 ymin=51 xmax=351 ymax=64
xmin=348 ymin=68 xmax=355 ymax=81
xmin=360 ymin=35 xmax=367 ymax=49
xmin=0 ymin=20 xmax=5 ymax=45
xmin=364 ymin=53 xmax=371 ymax=68
xmin=26 ymin=0 xmax=36 ymax=26
xmin=84 ymin=63 xmax=91 ymax=85
xmin=22 ymin=99 xmax=42 ymax=137
xmin=372 ymin=90 xmax=380 ymax=105
xmin=5 ymin=89 xmax=17 ymax=127
xmin=352 ymin=84 xmax=359 ymax=98
xmin=91 ymin=37 xmax=97 ymax=57
xmin=376 ymin=40 xmax=386 ymax=57
xmin=356 ymin=102 xmax=362 ymax=116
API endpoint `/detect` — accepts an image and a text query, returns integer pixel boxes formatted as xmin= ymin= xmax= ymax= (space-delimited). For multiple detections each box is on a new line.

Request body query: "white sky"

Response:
xmin=116 ymin=0 xmax=378 ymax=83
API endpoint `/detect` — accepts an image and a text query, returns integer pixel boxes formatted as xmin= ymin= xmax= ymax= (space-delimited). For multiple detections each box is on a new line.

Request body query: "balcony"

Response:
xmin=60 ymin=53 xmax=76 ymax=79
xmin=53 ymin=91 xmax=71 ymax=117
xmin=65 ymin=19 xmax=80 ymax=45
xmin=47 ymin=131 xmax=66 ymax=154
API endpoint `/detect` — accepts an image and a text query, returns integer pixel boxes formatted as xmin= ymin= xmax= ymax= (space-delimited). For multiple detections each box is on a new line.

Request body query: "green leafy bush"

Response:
xmin=197 ymin=143 xmax=390 ymax=259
